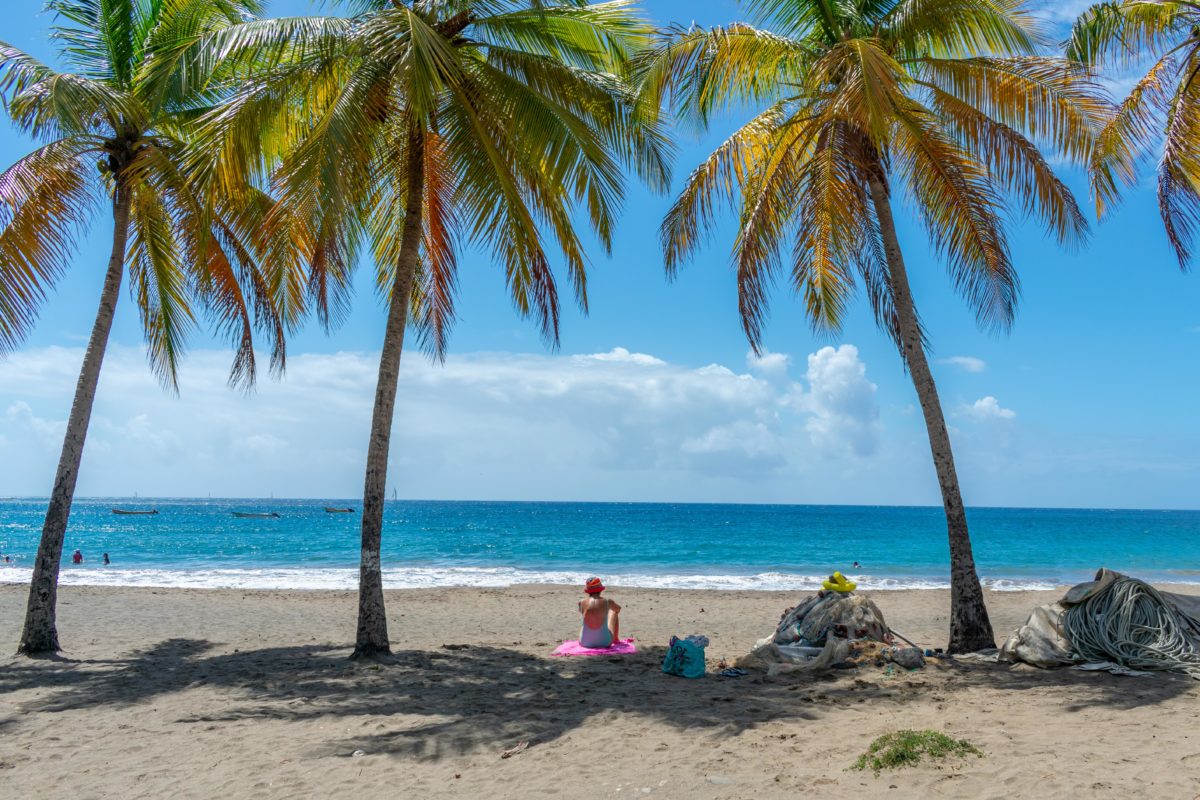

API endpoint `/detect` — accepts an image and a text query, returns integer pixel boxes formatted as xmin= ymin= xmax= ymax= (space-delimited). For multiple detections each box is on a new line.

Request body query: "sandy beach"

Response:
xmin=2 ymin=583 xmax=1200 ymax=799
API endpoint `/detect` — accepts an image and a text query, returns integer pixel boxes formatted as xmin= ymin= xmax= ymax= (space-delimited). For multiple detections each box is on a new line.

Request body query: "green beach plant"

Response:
xmin=852 ymin=729 xmax=983 ymax=775
xmin=0 ymin=0 xmax=299 ymax=655
xmin=198 ymin=0 xmax=670 ymax=658
xmin=1068 ymin=1 xmax=1200 ymax=267
xmin=635 ymin=0 xmax=1108 ymax=651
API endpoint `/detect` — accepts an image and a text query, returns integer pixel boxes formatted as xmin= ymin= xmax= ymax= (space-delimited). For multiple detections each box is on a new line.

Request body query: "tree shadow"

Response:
xmin=928 ymin=657 xmax=1198 ymax=713
xmin=1 ymin=638 xmax=1195 ymax=761
xmin=17 ymin=651 xmax=82 ymax=663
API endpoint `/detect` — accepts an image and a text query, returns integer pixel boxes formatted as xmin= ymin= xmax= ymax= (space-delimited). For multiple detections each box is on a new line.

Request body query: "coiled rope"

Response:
xmin=1062 ymin=577 xmax=1200 ymax=679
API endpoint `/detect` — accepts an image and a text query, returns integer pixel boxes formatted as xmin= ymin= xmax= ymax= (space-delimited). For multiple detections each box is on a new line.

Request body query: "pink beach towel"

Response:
xmin=551 ymin=638 xmax=637 ymax=657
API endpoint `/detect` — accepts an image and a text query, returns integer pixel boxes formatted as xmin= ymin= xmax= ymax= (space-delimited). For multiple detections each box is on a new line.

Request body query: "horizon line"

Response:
xmin=3 ymin=496 xmax=1198 ymax=514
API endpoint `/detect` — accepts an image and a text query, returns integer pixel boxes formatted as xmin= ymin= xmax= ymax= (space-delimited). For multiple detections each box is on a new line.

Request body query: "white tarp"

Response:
xmin=999 ymin=568 xmax=1200 ymax=677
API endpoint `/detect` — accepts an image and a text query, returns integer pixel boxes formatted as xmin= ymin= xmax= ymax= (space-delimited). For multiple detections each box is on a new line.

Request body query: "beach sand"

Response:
xmin=2 ymin=583 xmax=1200 ymax=799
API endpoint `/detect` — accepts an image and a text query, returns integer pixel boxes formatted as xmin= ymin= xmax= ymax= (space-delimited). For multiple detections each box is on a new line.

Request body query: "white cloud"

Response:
xmin=0 ymin=343 xmax=884 ymax=500
xmin=795 ymin=345 xmax=882 ymax=457
xmin=680 ymin=420 xmax=787 ymax=475
xmin=5 ymin=400 xmax=65 ymax=445
xmin=746 ymin=349 xmax=790 ymax=376
xmin=7 ymin=345 xmax=1195 ymax=508
xmin=958 ymin=396 xmax=1017 ymax=422
xmin=939 ymin=355 xmax=986 ymax=373
xmin=574 ymin=347 xmax=664 ymax=366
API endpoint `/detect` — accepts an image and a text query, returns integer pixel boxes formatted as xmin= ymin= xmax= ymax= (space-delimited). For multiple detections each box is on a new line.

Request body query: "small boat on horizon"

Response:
xmin=324 ymin=507 xmax=355 ymax=513
xmin=112 ymin=508 xmax=159 ymax=516
xmin=231 ymin=511 xmax=281 ymax=519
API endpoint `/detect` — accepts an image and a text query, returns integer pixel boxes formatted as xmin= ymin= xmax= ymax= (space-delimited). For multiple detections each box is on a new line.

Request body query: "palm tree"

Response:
xmin=1068 ymin=1 xmax=1200 ymax=266
xmin=1 ymin=0 xmax=298 ymax=655
xmin=636 ymin=0 xmax=1108 ymax=651
xmin=199 ymin=0 xmax=670 ymax=658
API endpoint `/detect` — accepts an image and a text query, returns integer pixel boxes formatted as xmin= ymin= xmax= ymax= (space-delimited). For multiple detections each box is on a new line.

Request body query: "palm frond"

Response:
xmin=927 ymin=83 xmax=1089 ymax=245
xmin=126 ymin=175 xmax=197 ymax=391
xmin=913 ymin=56 xmax=1109 ymax=164
xmin=853 ymin=198 xmax=911 ymax=351
xmin=471 ymin=0 xmax=650 ymax=70
xmin=786 ymin=122 xmax=874 ymax=338
xmin=1090 ymin=51 xmax=1179 ymax=215
xmin=47 ymin=0 xmax=125 ymax=83
xmin=1 ymin=42 xmax=146 ymax=138
xmin=892 ymin=106 xmax=1017 ymax=331
xmin=740 ymin=0 xmax=845 ymax=41
xmin=660 ymin=103 xmax=793 ymax=274
xmin=831 ymin=38 xmax=912 ymax=143
xmin=634 ymin=23 xmax=814 ymax=128
xmin=147 ymin=134 xmax=294 ymax=384
xmin=440 ymin=84 xmax=562 ymax=342
xmin=1157 ymin=52 xmax=1200 ymax=269
xmin=885 ymin=0 xmax=1043 ymax=58
xmin=1067 ymin=0 xmax=1187 ymax=66
xmin=0 ymin=137 xmax=102 ymax=352
xmin=138 ymin=13 xmax=352 ymax=113
xmin=411 ymin=129 xmax=460 ymax=359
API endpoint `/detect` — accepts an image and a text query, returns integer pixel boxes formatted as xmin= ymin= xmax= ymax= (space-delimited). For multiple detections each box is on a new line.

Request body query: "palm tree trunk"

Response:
xmin=18 ymin=184 xmax=133 ymax=656
xmin=353 ymin=131 xmax=425 ymax=659
xmin=866 ymin=173 xmax=995 ymax=653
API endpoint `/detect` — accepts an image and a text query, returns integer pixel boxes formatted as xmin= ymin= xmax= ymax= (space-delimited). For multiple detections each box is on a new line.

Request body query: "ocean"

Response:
xmin=1 ymin=498 xmax=1198 ymax=591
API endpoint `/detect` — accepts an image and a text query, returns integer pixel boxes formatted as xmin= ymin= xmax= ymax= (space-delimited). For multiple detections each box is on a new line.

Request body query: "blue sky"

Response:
xmin=1 ymin=0 xmax=1198 ymax=507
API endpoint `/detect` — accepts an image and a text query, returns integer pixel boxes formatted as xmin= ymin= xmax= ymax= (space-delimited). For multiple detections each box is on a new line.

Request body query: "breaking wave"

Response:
xmin=0 ymin=565 xmax=1080 ymax=592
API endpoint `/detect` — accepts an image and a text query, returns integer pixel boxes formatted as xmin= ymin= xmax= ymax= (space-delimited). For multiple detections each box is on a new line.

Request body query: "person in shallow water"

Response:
xmin=72 ymin=549 xmax=83 ymax=564
xmin=103 ymin=553 xmax=110 ymax=566
xmin=578 ymin=577 xmax=621 ymax=648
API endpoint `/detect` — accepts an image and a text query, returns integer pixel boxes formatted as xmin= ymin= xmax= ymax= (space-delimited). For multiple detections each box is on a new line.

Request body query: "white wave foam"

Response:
xmin=0 ymin=566 xmax=1072 ymax=592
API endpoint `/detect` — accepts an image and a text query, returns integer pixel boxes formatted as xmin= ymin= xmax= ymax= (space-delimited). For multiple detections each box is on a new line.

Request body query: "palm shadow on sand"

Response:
xmin=1 ymin=637 xmax=1195 ymax=760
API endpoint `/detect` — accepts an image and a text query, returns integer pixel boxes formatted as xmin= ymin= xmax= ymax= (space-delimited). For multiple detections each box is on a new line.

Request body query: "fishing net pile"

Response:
xmin=1000 ymin=568 xmax=1200 ymax=679
xmin=735 ymin=588 xmax=924 ymax=675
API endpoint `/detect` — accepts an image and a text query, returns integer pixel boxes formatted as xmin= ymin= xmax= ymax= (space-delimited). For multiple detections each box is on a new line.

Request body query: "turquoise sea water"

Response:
xmin=1 ymin=498 xmax=1198 ymax=590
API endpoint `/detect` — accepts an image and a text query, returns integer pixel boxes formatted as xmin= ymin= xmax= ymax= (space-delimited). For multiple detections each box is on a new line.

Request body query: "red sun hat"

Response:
xmin=584 ymin=577 xmax=605 ymax=594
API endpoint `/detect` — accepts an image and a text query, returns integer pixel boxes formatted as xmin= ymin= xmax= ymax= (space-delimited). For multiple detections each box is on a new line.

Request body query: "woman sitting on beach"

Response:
xmin=578 ymin=577 xmax=621 ymax=648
